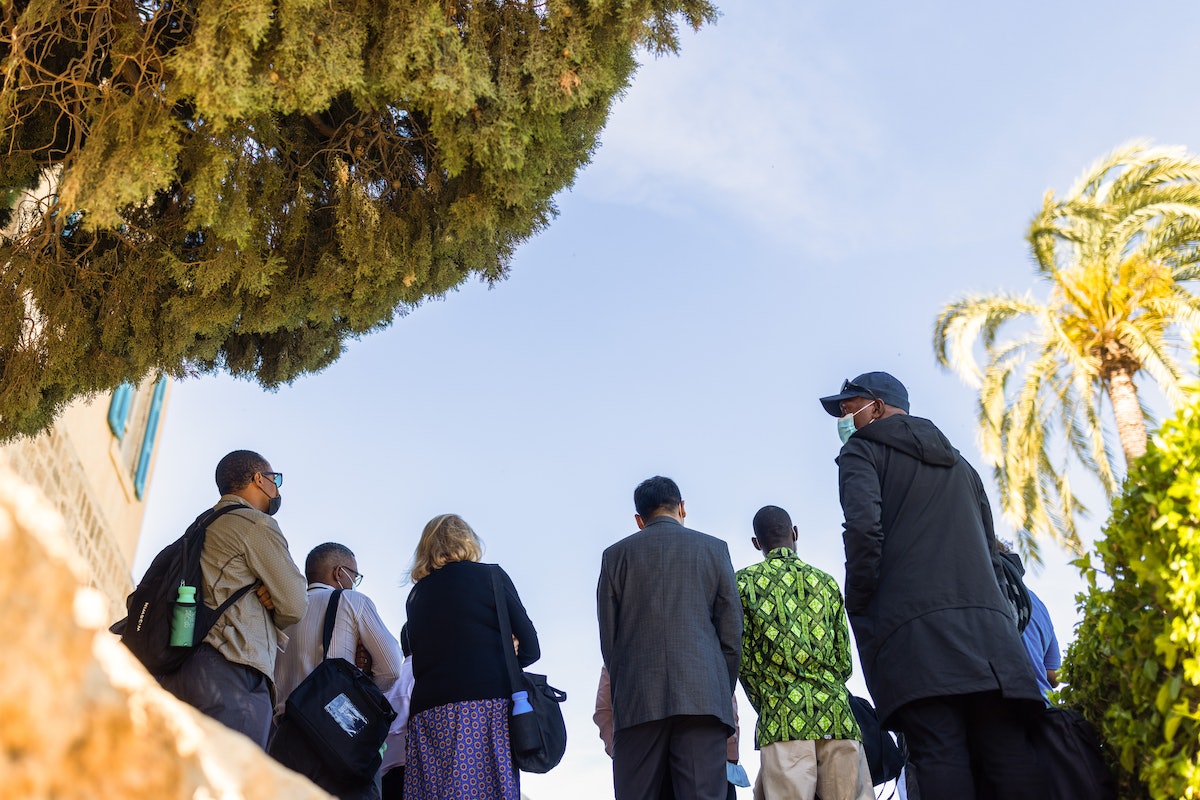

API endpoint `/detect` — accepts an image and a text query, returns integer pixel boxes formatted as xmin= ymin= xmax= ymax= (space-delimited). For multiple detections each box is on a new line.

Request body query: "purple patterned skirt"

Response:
xmin=404 ymin=697 xmax=519 ymax=800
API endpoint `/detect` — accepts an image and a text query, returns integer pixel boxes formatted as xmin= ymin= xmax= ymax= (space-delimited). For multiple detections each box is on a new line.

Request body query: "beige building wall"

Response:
xmin=1 ymin=378 xmax=169 ymax=617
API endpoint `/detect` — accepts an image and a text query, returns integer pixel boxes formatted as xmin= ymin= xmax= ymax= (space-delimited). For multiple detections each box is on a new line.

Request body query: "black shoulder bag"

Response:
xmin=491 ymin=567 xmax=568 ymax=774
xmin=269 ymin=590 xmax=397 ymax=784
xmin=849 ymin=693 xmax=908 ymax=786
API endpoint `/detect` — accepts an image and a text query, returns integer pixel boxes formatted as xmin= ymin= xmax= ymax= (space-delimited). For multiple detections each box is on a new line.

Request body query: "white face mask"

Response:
xmin=837 ymin=401 xmax=877 ymax=444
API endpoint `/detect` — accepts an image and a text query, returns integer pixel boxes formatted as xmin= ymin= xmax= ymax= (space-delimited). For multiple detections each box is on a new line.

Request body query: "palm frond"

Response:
xmin=1104 ymin=203 xmax=1200 ymax=257
xmin=1065 ymin=362 xmax=1117 ymax=493
xmin=1106 ymin=146 xmax=1197 ymax=203
xmin=1138 ymin=214 xmax=1200 ymax=264
xmin=1067 ymin=139 xmax=1154 ymax=201
xmin=933 ymin=294 xmax=1039 ymax=384
xmin=1119 ymin=320 xmax=1193 ymax=407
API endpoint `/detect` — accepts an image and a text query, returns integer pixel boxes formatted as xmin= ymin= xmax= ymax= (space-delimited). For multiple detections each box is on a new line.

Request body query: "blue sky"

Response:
xmin=135 ymin=2 xmax=1200 ymax=796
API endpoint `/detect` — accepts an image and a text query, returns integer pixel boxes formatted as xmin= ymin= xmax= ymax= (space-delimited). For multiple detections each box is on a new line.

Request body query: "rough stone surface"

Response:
xmin=0 ymin=465 xmax=331 ymax=799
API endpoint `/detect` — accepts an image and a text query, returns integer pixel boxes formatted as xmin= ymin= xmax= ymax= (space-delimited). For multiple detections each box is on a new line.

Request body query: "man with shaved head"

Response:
xmin=736 ymin=505 xmax=871 ymax=800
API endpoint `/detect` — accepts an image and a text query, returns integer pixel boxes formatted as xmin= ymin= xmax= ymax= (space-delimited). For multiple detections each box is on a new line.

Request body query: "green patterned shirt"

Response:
xmin=736 ymin=548 xmax=861 ymax=747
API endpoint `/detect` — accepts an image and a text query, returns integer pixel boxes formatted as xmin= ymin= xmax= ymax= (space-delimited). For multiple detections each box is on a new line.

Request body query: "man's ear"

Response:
xmin=792 ymin=525 xmax=799 ymax=543
xmin=679 ymin=500 xmax=686 ymax=520
xmin=635 ymin=513 xmax=646 ymax=531
xmin=751 ymin=537 xmax=762 ymax=552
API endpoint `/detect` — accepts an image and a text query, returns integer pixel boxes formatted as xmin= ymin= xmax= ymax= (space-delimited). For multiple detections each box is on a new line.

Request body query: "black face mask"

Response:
xmin=266 ymin=492 xmax=282 ymax=516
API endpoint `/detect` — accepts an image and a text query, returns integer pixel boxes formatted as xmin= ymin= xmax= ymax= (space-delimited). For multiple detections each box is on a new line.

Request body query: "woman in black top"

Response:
xmin=403 ymin=514 xmax=539 ymax=800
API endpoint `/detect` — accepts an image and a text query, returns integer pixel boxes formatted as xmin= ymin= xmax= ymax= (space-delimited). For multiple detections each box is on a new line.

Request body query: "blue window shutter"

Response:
xmin=107 ymin=383 xmax=134 ymax=440
xmin=133 ymin=377 xmax=168 ymax=500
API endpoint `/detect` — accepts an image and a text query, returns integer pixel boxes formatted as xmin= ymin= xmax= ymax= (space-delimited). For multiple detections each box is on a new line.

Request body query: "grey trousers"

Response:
xmin=613 ymin=715 xmax=729 ymax=800
xmin=159 ymin=643 xmax=273 ymax=748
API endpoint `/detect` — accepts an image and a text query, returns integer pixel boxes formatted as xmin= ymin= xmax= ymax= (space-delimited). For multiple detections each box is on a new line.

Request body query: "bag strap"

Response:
xmin=490 ymin=567 xmax=524 ymax=692
xmin=322 ymin=589 xmax=344 ymax=660
xmin=190 ymin=504 xmax=258 ymax=639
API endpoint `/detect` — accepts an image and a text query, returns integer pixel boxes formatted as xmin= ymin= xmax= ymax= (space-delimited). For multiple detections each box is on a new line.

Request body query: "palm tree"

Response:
xmin=934 ymin=142 xmax=1200 ymax=558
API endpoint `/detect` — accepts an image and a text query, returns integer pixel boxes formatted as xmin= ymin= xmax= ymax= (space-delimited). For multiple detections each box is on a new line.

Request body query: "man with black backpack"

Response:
xmin=158 ymin=449 xmax=307 ymax=748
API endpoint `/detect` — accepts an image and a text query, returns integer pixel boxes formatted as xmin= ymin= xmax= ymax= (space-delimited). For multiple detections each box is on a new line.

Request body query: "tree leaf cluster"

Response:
xmin=1063 ymin=350 xmax=1200 ymax=799
xmin=0 ymin=0 xmax=718 ymax=439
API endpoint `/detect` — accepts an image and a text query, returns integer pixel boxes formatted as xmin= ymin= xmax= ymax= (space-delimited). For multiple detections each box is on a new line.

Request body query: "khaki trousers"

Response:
xmin=752 ymin=739 xmax=874 ymax=800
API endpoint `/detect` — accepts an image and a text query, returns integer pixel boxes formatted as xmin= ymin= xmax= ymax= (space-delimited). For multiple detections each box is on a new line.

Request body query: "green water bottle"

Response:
xmin=169 ymin=585 xmax=197 ymax=647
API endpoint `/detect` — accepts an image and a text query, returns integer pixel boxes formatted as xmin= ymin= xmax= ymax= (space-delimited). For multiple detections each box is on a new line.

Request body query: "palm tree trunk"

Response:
xmin=1105 ymin=363 xmax=1147 ymax=464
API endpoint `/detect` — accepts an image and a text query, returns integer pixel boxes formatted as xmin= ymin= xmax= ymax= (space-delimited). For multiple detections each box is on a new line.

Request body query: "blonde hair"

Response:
xmin=410 ymin=514 xmax=484 ymax=582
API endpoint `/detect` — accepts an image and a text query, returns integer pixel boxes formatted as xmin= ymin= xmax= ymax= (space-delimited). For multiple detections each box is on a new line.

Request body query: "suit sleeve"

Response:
xmin=597 ymin=552 xmax=617 ymax=670
xmin=839 ymin=441 xmax=884 ymax=615
xmin=713 ymin=543 xmax=743 ymax=693
xmin=498 ymin=567 xmax=540 ymax=668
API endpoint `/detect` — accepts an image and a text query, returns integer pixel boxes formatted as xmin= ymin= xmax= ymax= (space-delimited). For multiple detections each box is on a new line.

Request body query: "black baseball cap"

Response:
xmin=819 ymin=372 xmax=910 ymax=416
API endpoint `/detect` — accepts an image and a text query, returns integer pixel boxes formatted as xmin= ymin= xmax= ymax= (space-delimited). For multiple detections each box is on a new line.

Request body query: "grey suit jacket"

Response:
xmin=597 ymin=516 xmax=742 ymax=734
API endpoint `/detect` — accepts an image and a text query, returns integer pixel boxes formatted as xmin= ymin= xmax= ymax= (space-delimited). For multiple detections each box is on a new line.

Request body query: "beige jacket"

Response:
xmin=199 ymin=495 xmax=307 ymax=680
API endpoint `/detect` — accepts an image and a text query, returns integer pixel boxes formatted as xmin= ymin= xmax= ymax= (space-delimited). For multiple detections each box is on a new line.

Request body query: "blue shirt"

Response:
xmin=1022 ymin=590 xmax=1061 ymax=702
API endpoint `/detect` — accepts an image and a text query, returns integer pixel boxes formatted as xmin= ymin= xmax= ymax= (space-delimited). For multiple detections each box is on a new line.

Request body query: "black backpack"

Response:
xmin=1032 ymin=706 xmax=1117 ymax=800
xmin=111 ymin=505 xmax=257 ymax=675
xmin=997 ymin=550 xmax=1033 ymax=633
xmin=850 ymin=694 xmax=907 ymax=786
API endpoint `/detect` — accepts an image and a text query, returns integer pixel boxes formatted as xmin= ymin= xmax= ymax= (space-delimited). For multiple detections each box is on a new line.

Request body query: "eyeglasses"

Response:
xmin=260 ymin=472 xmax=284 ymax=488
xmin=338 ymin=565 xmax=364 ymax=588
xmin=841 ymin=379 xmax=880 ymax=402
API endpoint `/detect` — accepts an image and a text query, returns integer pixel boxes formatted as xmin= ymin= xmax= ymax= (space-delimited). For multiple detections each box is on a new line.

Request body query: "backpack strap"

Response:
xmin=322 ymin=589 xmax=344 ymax=660
xmin=191 ymin=504 xmax=260 ymax=642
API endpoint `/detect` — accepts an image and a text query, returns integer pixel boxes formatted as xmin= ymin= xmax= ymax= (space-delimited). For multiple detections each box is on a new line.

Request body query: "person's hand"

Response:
xmin=256 ymin=585 xmax=275 ymax=611
xmin=356 ymin=642 xmax=374 ymax=675
xmin=512 ymin=634 xmax=520 ymax=655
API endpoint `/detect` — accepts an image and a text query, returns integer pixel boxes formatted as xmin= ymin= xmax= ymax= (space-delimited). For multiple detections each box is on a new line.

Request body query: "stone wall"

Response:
xmin=0 ymin=464 xmax=330 ymax=800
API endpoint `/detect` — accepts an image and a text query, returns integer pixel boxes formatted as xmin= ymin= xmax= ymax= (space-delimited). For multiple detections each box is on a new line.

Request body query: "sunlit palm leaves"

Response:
xmin=934 ymin=142 xmax=1200 ymax=559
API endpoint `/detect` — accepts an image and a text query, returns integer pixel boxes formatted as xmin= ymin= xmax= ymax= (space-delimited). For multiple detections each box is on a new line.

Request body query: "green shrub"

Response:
xmin=1064 ymin=379 xmax=1200 ymax=799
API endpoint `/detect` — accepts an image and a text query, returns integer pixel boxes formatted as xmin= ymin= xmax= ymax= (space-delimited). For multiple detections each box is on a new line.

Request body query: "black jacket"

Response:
xmin=837 ymin=414 xmax=1042 ymax=724
xmin=407 ymin=561 xmax=539 ymax=718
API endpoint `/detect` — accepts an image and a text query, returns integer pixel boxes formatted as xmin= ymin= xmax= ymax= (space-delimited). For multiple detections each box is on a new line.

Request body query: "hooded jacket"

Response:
xmin=836 ymin=414 xmax=1042 ymax=724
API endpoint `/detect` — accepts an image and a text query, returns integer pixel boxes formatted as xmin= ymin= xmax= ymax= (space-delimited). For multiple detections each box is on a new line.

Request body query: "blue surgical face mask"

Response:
xmin=837 ymin=401 xmax=877 ymax=444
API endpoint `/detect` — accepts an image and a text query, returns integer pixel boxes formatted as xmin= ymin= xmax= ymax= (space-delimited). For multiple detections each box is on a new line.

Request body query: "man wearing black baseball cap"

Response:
xmin=819 ymin=373 xmax=1046 ymax=798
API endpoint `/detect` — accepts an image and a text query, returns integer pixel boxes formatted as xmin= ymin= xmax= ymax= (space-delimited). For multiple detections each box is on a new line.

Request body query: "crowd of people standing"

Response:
xmin=142 ymin=369 xmax=1058 ymax=800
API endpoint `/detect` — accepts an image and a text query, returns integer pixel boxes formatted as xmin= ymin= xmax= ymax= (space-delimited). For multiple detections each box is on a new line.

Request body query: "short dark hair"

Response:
xmin=215 ymin=450 xmax=269 ymax=494
xmin=306 ymin=542 xmax=355 ymax=584
xmin=634 ymin=476 xmax=682 ymax=518
xmin=752 ymin=505 xmax=794 ymax=548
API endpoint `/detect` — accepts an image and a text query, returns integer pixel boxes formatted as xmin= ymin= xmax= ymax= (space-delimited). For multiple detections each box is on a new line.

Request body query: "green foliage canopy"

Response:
xmin=0 ymin=0 xmax=717 ymax=438
xmin=1064 ymin=358 xmax=1200 ymax=800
